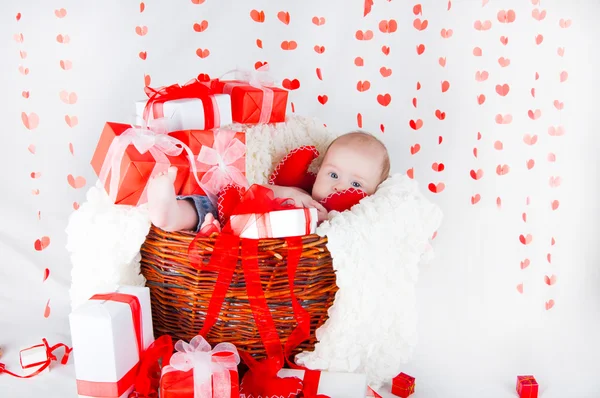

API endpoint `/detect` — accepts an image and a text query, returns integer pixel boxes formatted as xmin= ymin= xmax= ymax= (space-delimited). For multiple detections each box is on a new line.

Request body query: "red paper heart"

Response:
xmin=320 ymin=188 xmax=368 ymax=213
xmin=269 ymin=146 xmax=319 ymax=193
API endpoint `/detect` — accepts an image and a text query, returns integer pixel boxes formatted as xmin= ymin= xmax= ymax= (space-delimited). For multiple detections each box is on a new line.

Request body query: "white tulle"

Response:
xmin=66 ymin=116 xmax=442 ymax=388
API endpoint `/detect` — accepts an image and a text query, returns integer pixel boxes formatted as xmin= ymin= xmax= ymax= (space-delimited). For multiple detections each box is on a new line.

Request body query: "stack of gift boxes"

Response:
xmin=68 ymin=70 xmax=381 ymax=397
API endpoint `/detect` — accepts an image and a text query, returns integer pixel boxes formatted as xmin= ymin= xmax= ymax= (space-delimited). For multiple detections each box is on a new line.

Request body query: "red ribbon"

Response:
xmin=129 ymin=335 xmax=174 ymax=398
xmin=302 ymin=370 xmax=331 ymax=398
xmin=188 ymin=185 xmax=311 ymax=379
xmin=142 ymin=78 xmax=218 ymax=129
xmin=76 ymin=293 xmax=144 ymax=398
xmin=0 ymin=338 xmax=72 ymax=379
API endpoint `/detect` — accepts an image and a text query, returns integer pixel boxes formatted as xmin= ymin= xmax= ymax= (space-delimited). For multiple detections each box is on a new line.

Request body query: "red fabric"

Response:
xmin=319 ymin=188 xmax=368 ymax=213
xmin=217 ymin=184 xmax=245 ymax=225
xmin=269 ymin=146 xmax=319 ymax=193
xmin=131 ymin=335 xmax=174 ymax=398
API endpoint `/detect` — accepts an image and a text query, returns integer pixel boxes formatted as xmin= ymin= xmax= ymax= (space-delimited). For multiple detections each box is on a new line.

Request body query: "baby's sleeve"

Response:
xmin=176 ymin=195 xmax=218 ymax=233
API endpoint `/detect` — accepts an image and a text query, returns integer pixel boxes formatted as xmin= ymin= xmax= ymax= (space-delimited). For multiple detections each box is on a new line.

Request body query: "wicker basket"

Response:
xmin=140 ymin=225 xmax=337 ymax=360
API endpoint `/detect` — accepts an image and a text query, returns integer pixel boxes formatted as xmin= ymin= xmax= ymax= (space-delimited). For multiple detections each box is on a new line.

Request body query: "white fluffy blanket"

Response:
xmin=66 ymin=116 xmax=442 ymax=387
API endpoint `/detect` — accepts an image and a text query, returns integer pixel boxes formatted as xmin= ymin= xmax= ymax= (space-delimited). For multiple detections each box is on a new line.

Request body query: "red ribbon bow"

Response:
xmin=0 ymin=338 xmax=72 ymax=379
xmin=142 ymin=78 xmax=218 ymax=128
xmin=188 ymin=184 xmax=314 ymax=394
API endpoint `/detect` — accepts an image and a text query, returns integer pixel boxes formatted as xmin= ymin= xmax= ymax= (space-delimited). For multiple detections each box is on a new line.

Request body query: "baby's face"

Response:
xmin=312 ymin=142 xmax=383 ymax=202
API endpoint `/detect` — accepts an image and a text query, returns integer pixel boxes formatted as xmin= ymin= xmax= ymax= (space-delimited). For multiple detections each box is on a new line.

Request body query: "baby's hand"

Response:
xmin=277 ymin=186 xmax=328 ymax=223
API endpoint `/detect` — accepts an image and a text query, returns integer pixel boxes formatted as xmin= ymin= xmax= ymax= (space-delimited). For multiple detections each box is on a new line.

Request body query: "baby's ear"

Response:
xmin=269 ymin=146 xmax=319 ymax=193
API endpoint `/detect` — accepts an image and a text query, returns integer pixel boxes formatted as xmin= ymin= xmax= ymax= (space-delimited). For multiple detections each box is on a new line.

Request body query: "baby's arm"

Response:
xmin=264 ymin=184 xmax=328 ymax=222
xmin=147 ymin=167 xmax=199 ymax=232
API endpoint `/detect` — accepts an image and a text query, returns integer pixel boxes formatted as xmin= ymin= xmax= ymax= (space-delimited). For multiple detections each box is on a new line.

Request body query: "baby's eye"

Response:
xmin=329 ymin=172 xmax=338 ymax=179
xmin=351 ymin=181 xmax=362 ymax=188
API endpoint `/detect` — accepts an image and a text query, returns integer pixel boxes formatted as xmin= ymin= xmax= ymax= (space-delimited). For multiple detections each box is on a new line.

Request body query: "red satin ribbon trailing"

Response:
xmin=187 ymin=185 xmax=313 ymax=380
xmin=75 ymin=293 xmax=144 ymax=397
xmin=302 ymin=369 xmax=331 ymax=398
xmin=0 ymin=338 xmax=72 ymax=379
xmin=142 ymin=78 xmax=218 ymax=128
xmin=130 ymin=335 xmax=174 ymax=398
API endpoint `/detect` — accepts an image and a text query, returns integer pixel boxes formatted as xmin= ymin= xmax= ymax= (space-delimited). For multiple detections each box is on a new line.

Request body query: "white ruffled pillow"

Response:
xmin=295 ymin=174 xmax=443 ymax=388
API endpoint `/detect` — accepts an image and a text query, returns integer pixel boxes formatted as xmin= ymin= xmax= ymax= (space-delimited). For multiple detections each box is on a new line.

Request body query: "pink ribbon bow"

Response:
xmin=168 ymin=335 xmax=240 ymax=398
xmin=196 ymin=129 xmax=248 ymax=199
xmin=98 ymin=120 xmax=208 ymax=206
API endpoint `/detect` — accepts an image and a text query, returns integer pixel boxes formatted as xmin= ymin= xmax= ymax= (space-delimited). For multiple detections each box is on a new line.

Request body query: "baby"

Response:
xmin=147 ymin=131 xmax=390 ymax=233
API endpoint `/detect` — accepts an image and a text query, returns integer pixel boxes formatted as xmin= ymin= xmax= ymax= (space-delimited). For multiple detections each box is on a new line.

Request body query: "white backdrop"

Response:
xmin=1 ymin=0 xmax=599 ymax=396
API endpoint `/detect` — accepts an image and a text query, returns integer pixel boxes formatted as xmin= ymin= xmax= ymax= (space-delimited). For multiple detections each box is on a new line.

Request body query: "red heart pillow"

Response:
xmin=320 ymin=188 xmax=368 ymax=213
xmin=269 ymin=146 xmax=319 ymax=194
xmin=217 ymin=184 xmax=245 ymax=225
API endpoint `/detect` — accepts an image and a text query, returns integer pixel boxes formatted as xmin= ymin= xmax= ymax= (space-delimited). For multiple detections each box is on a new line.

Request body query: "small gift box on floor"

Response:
xmin=91 ymin=122 xmax=195 ymax=206
xmin=276 ymin=368 xmax=368 ymax=398
xmin=19 ymin=343 xmax=52 ymax=376
xmin=516 ymin=375 xmax=539 ymax=398
xmin=69 ymin=286 xmax=154 ymax=398
xmin=169 ymin=129 xmax=247 ymax=197
xmin=392 ymin=372 xmax=415 ymax=397
xmin=210 ymin=67 xmax=288 ymax=124
xmin=160 ymin=335 xmax=240 ymax=398
xmin=136 ymin=78 xmax=232 ymax=132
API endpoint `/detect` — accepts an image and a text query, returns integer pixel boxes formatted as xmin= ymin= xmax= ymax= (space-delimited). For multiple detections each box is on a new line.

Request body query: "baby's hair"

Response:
xmin=326 ymin=130 xmax=390 ymax=182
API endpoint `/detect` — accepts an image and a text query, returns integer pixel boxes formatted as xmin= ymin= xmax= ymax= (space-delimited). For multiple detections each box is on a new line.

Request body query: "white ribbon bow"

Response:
xmin=98 ymin=119 xmax=207 ymax=205
xmin=170 ymin=335 xmax=240 ymax=398
xmin=196 ymin=129 xmax=248 ymax=198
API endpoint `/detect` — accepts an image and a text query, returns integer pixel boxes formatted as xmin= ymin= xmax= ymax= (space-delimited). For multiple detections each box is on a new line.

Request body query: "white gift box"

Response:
xmin=19 ymin=343 xmax=50 ymax=375
xmin=69 ymin=286 xmax=154 ymax=398
xmin=277 ymin=368 xmax=368 ymax=397
xmin=229 ymin=208 xmax=318 ymax=239
xmin=135 ymin=94 xmax=232 ymax=132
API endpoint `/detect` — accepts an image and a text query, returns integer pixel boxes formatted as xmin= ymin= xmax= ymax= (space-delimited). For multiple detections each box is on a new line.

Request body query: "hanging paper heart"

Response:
xmin=320 ymin=188 xmax=368 ymax=213
xmin=269 ymin=146 xmax=319 ymax=193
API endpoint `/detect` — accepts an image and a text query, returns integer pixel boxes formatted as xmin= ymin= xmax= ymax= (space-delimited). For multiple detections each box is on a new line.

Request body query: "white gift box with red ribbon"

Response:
xmin=229 ymin=208 xmax=318 ymax=239
xmin=69 ymin=286 xmax=154 ymax=398
xmin=19 ymin=344 xmax=51 ymax=375
xmin=277 ymin=368 xmax=368 ymax=397
xmin=135 ymin=95 xmax=232 ymax=132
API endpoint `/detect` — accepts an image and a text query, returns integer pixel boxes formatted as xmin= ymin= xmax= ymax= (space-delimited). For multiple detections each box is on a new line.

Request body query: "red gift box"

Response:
xmin=516 ymin=375 xmax=539 ymax=398
xmin=391 ymin=372 xmax=415 ymax=398
xmin=169 ymin=129 xmax=246 ymax=197
xmin=159 ymin=336 xmax=240 ymax=398
xmin=91 ymin=122 xmax=191 ymax=206
xmin=211 ymin=79 xmax=288 ymax=124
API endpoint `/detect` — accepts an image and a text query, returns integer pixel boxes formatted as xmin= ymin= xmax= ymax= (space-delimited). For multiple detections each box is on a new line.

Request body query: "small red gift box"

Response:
xmin=169 ymin=129 xmax=246 ymax=197
xmin=91 ymin=122 xmax=191 ymax=206
xmin=159 ymin=336 xmax=240 ymax=398
xmin=391 ymin=372 xmax=415 ymax=398
xmin=516 ymin=375 xmax=539 ymax=398
xmin=211 ymin=79 xmax=288 ymax=124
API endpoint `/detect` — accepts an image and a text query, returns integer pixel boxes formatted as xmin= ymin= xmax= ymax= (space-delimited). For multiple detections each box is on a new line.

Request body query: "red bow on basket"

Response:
xmin=0 ymin=338 xmax=72 ymax=379
xmin=188 ymin=184 xmax=328 ymax=398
